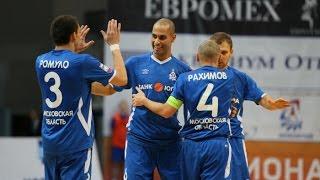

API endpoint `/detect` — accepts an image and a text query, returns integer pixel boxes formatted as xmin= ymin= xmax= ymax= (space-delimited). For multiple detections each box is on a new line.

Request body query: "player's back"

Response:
xmin=35 ymin=50 xmax=98 ymax=155
xmin=173 ymin=66 xmax=235 ymax=140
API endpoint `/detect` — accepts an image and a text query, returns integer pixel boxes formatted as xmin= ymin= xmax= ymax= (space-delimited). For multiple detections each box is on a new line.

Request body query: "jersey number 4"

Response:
xmin=44 ymin=72 xmax=62 ymax=108
xmin=196 ymin=83 xmax=218 ymax=117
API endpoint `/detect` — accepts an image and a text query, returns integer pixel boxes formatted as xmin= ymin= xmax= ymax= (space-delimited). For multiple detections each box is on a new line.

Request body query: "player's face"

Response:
xmin=151 ymin=24 xmax=176 ymax=60
xmin=218 ymin=41 xmax=233 ymax=69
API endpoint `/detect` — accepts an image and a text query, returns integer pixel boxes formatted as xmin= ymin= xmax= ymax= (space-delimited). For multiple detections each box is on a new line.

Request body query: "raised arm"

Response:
xmin=132 ymin=88 xmax=177 ymax=118
xmin=258 ymin=94 xmax=290 ymax=111
xmin=100 ymin=19 xmax=127 ymax=86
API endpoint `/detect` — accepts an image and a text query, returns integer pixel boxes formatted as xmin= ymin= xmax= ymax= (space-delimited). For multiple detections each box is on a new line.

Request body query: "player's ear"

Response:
xmin=70 ymin=32 xmax=76 ymax=43
xmin=196 ymin=53 xmax=200 ymax=62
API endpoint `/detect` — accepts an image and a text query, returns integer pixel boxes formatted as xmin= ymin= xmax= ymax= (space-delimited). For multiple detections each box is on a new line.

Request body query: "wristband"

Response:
xmin=109 ymin=44 xmax=120 ymax=51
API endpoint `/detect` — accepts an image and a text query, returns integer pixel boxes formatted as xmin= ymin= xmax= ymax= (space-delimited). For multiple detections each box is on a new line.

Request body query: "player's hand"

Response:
xmin=271 ymin=98 xmax=290 ymax=110
xmin=100 ymin=19 xmax=121 ymax=45
xmin=132 ymin=87 xmax=146 ymax=107
xmin=75 ymin=25 xmax=95 ymax=53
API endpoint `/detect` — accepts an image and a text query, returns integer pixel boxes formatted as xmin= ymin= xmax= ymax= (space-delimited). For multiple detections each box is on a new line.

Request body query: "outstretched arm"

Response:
xmin=132 ymin=88 xmax=178 ymax=118
xmin=258 ymin=94 xmax=290 ymax=111
xmin=91 ymin=82 xmax=116 ymax=96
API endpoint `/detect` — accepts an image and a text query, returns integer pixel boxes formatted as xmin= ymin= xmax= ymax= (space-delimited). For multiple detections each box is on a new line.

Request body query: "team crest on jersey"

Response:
xmin=142 ymin=68 xmax=149 ymax=75
xmin=99 ymin=63 xmax=113 ymax=73
xmin=169 ymin=69 xmax=176 ymax=81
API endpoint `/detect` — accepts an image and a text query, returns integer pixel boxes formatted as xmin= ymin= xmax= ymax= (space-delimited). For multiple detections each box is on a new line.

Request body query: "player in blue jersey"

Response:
xmin=92 ymin=18 xmax=191 ymax=180
xmin=210 ymin=32 xmax=290 ymax=179
xmin=35 ymin=15 xmax=127 ymax=180
xmin=133 ymin=40 xmax=237 ymax=179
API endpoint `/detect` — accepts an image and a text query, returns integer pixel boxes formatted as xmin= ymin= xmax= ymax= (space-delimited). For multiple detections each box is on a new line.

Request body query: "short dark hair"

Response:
xmin=50 ymin=15 xmax=79 ymax=45
xmin=209 ymin=32 xmax=233 ymax=49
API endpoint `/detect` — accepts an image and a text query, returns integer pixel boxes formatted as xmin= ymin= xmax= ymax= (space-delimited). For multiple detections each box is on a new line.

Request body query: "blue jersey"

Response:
xmin=227 ymin=66 xmax=264 ymax=138
xmin=121 ymin=53 xmax=191 ymax=146
xmin=169 ymin=66 xmax=235 ymax=141
xmin=35 ymin=49 xmax=115 ymax=155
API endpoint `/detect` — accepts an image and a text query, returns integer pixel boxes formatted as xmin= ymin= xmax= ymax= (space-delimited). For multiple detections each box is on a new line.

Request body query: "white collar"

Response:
xmin=151 ymin=54 xmax=172 ymax=64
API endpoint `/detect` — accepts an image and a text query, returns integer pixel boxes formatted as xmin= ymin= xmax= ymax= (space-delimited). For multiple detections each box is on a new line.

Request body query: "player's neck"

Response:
xmin=200 ymin=61 xmax=218 ymax=68
xmin=153 ymin=53 xmax=172 ymax=61
xmin=55 ymin=43 xmax=76 ymax=52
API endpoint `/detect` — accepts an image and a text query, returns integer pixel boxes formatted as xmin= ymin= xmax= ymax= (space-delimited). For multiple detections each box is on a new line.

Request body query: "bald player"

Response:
xmin=92 ymin=18 xmax=191 ymax=180
xmin=132 ymin=39 xmax=237 ymax=179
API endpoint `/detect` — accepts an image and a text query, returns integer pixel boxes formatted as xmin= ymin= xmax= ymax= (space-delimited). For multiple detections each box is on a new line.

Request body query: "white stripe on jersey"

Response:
xmin=225 ymin=139 xmax=232 ymax=178
xmin=123 ymin=140 xmax=128 ymax=180
xmin=77 ymin=97 xmax=93 ymax=136
xmin=108 ymin=70 xmax=117 ymax=83
xmin=242 ymin=139 xmax=249 ymax=167
xmin=84 ymin=148 xmax=92 ymax=180
xmin=178 ymin=107 xmax=188 ymax=134
xmin=126 ymin=107 xmax=135 ymax=130
xmin=237 ymin=110 xmax=244 ymax=136
xmin=227 ymin=118 xmax=232 ymax=137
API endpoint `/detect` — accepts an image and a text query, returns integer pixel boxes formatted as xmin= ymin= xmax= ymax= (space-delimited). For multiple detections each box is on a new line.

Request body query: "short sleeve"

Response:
xmin=243 ymin=73 xmax=264 ymax=103
xmin=82 ymin=55 xmax=115 ymax=86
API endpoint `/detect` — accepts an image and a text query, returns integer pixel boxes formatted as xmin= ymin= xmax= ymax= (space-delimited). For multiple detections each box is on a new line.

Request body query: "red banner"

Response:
xmin=247 ymin=141 xmax=320 ymax=180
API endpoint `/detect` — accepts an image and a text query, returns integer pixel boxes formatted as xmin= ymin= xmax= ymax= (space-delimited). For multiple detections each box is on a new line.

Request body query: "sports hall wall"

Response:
xmin=103 ymin=0 xmax=320 ymax=179
xmin=0 ymin=0 xmax=106 ymax=179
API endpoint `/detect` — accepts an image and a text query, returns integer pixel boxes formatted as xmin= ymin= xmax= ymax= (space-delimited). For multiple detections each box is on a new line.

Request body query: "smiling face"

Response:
xmin=151 ymin=23 xmax=176 ymax=60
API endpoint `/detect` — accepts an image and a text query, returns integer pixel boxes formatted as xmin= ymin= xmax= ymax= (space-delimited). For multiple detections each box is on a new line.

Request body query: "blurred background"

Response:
xmin=0 ymin=0 xmax=319 ymax=179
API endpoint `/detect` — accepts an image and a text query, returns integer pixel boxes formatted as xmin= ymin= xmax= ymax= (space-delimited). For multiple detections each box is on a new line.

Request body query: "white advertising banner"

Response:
xmin=103 ymin=33 xmax=320 ymax=142
xmin=0 ymin=138 xmax=103 ymax=180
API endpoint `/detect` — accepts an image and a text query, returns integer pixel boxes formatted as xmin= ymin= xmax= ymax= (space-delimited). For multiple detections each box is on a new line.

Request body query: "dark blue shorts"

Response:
xmin=181 ymin=137 xmax=231 ymax=180
xmin=43 ymin=148 xmax=92 ymax=180
xmin=124 ymin=139 xmax=181 ymax=180
xmin=229 ymin=138 xmax=250 ymax=180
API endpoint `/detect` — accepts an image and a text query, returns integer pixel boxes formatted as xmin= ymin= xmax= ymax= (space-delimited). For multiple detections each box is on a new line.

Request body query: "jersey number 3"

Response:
xmin=44 ymin=72 xmax=63 ymax=108
xmin=196 ymin=83 xmax=218 ymax=117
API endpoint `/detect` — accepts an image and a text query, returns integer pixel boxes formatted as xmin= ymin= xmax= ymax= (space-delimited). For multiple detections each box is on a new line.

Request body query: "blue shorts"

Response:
xmin=124 ymin=138 xmax=181 ymax=180
xmin=229 ymin=138 xmax=250 ymax=180
xmin=112 ymin=147 xmax=125 ymax=163
xmin=181 ymin=137 xmax=231 ymax=180
xmin=43 ymin=148 xmax=92 ymax=180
